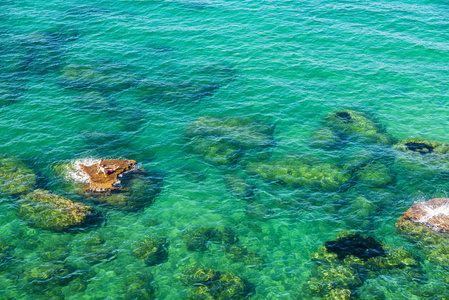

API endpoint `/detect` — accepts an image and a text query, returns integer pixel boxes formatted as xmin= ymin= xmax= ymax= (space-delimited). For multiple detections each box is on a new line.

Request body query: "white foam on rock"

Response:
xmin=421 ymin=202 xmax=449 ymax=223
xmin=64 ymin=158 xmax=101 ymax=184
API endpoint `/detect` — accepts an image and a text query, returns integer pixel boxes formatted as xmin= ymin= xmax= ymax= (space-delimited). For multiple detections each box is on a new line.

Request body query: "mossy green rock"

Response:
xmin=0 ymin=154 xmax=36 ymax=195
xmin=304 ymin=232 xmax=421 ymax=299
xmin=187 ymin=136 xmax=242 ymax=165
xmin=246 ymin=156 xmax=350 ymax=190
xmin=0 ymin=239 xmax=13 ymax=265
xmin=60 ymin=63 xmax=137 ymax=92
xmin=122 ymin=272 xmax=155 ymax=300
xmin=185 ymin=116 xmax=274 ymax=165
xmin=17 ymin=189 xmax=97 ymax=231
xmin=180 ymin=266 xmax=253 ymax=300
xmin=324 ymin=109 xmax=393 ymax=145
xmin=394 ymin=139 xmax=449 ymax=173
xmin=186 ymin=116 xmax=274 ymax=149
xmin=309 ymin=126 xmax=342 ymax=150
xmin=224 ymin=174 xmax=255 ymax=200
xmin=24 ymin=263 xmax=76 ymax=287
xmin=224 ymin=244 xmax=265 ymax=269
xmin=356 ymin=161 xmax=394 ymax=188
xmin=132 ymin=236 xmax=169 ymax=266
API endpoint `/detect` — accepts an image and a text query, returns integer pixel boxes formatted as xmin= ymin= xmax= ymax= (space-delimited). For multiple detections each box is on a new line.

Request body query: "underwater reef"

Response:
xmin=132 ymin=236 xmax=169 ymax=266
xmin=120 ymin=271 xmax=156 ymax=300
xmin=0 ymin=154 xmax=36 ymax=196
xmin=394 ymin=139 xmax=449 ymax=173
xmin=245 ymin=155 xmax=351 ymax=190
xmin=185 ymin=116 xmax=275 ymax=165
xmin=17 ymin=189 xmax=99 ymax=231
xmin=180 ymin=266 xmax=254 ymax=299
xmin=303 ymin=232 xmax=423 ymax=299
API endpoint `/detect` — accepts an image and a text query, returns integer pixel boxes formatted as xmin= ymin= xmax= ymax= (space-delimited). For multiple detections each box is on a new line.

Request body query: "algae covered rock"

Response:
xmin=180 ymin=266 xmax=254 ymax=299
xmin=303 ymin=232 xmax=422 ymax=299
xmin=0 ymin=239 xmax=14 ymax=265
xmin=394 ymin=139 xmax=449 ymax=173
xmin=224 ymin=174 xmax=255 ymax=200
xmin=246 ymin=155 xmax=351 ymax=190
xmin=0 ymin=154 xmax=36 ymax=195
xmin=185 ymin=116 xmax=275 ymax=165
xmin=23 ymin=262 xmax=77 ymax=288
xmin=17 ymin=189 xmax=99 ymax=231
xmin=182 ymin=226 xmax=237 ymax=252
xmin=324 ymin=109 xmax=393 ymax=145
xmin=121 ymin=272 xmax=155 ymax=300
xmin=355 ymin=161 xmax=394 ymax=188
xmin=60 ymin=63 xmax=138 ymax=92
xmin=132 ymin=236 xmax=169 ymax=266
xmin=309 ymin=127 xmax=343 ymax=150
xmin=224 ymin=244 xmax=265 ymax=269
xmin=186 ymin=116 xmax=275 ymax=149
xmin=186 ymin=136 xmax=242 ymax=165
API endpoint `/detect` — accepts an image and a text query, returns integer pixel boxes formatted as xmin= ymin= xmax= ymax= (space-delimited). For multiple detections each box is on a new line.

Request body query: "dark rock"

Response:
xmin=324 ymin=234 xmax=386 ymax=260
xmin=132 ymin=236 xmax=168 ymax=266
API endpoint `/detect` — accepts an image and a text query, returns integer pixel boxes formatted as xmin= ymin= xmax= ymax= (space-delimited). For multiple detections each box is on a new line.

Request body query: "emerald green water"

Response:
xmin=1 ymin=0 xmax=449 ymax=299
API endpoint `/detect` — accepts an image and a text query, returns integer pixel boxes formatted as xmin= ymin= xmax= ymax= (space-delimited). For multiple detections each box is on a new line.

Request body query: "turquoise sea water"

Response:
xmin=1 ymin=0 xmax=449 ymax=299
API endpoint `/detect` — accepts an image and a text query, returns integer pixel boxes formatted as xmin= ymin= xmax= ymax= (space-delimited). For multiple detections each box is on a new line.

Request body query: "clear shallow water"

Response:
xmin=1 ymin=0 xmax=449 ymax=299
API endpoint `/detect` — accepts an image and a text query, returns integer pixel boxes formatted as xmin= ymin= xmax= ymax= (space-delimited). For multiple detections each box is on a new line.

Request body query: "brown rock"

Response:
xmin=80 ymin=159 xmax=136 ymax=192
xmin=398 ymin=198 xmax=449 ymax=233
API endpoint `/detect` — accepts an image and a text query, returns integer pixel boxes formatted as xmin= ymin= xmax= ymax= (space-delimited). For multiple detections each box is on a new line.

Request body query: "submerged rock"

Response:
xmin=82 ymin=244 xmax=117 ymax=265
xmin=224 ymin=244 xmax=265 ymax=269
xmin=180 ymin=266 xmax=254 ymax=299
xmin=394 ymin=139 xmax=449 ymax=173
xmin=0 ymin=154 xmax=36 ymax=196
xmin=324 ymin=109 xmax=394 ymax=145
xmin=245 ymin=156 xmax=351 ymax=190
xmin=309 ymin=126 xmax=343 ymax=150
xmin=304 ymin=232 xmax=422 ymax=299
xmin=79 ymin=159 xmax=137 ymax=192
xmin=132 ymin=236 xmax=169 ymax=266
xmin=60 ymin=63 xmax=138 ymax=92
xmin=0 ymin=239 xmax=14 ymax=265
xmin=185 ymin=116 xmax=275 ymax=165
xmin=355 ymin=161 xmax=394 ymax=188
xmin=121 ymin=272 xmax=155 ymax=300
xmin=324 ymin=234 xmax=386 ymax=261
xmin=186 ymin=136 xmax=242 ymax=165
xmin=224 ymin=174 xmax=255 ymax=200
xmin=186 ymin=116 xmax=275 ymax=149
xmin=17 ymin=189 xmax=98 ymax=231
xmin=24 ymin=262 xmax=77 ymax=288
xmin=182 ymin=226 xmax=237 ymax=252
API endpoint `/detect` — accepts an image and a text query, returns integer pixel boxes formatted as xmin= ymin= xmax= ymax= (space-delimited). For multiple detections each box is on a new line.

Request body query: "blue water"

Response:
xmin=1 ymin=0 xmax=449 ymax=299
